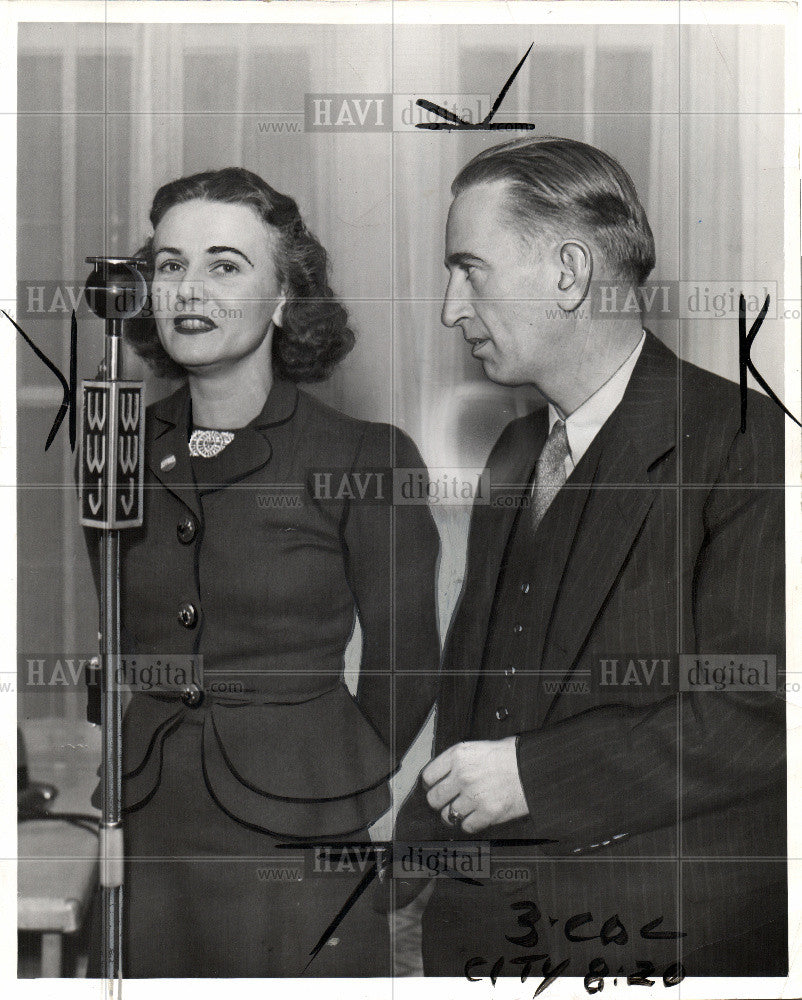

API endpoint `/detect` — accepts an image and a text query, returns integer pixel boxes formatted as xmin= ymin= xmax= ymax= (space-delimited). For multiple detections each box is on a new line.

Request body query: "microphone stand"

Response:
xmin=79 ymin=257 xmax=148 ymax=992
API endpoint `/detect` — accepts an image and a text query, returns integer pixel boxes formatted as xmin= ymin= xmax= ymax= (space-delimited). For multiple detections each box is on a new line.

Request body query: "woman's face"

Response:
xmin=151 ymin=198 xmax=286 ymax=375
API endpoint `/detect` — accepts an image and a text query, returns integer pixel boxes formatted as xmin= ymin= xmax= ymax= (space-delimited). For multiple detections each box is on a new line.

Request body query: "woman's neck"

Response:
xmin=187 ymin=360 xmax=274 ymax=429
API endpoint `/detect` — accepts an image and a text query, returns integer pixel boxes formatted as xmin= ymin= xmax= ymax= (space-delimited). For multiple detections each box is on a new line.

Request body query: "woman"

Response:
xmin=87 ymin=167 xmax=440 ymax=977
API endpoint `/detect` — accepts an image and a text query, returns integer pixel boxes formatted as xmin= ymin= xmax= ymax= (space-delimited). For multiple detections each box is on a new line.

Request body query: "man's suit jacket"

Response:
xmin=396 ymin=331 xmax=786 ymax=965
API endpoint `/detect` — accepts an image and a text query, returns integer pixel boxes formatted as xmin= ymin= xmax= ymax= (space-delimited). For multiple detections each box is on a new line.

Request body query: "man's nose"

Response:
xmin=441 ymin=272 xmax=472 ymax=329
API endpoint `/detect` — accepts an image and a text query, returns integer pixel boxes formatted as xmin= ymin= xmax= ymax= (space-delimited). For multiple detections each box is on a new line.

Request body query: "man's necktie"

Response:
xmin=533 ymin=418 xmax=569 ymax=529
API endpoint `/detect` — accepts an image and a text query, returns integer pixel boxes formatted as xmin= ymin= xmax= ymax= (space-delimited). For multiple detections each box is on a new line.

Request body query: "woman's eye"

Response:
xmin=156 ymin=260 xmax=182 ymax=274
xmin=212 ymin=261 xmax=239 ymax=275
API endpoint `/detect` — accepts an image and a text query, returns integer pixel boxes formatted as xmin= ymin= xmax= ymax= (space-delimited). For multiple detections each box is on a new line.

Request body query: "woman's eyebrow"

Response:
xmin=206 ymin=246 xmax=254 ymax=266
xmin=153 ymin=245 xmax=255 ymax=267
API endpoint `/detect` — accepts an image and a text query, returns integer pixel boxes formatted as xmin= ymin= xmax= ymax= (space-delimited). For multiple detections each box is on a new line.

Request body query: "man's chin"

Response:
xmin=479 ymin=360 xmax=527 ymax=388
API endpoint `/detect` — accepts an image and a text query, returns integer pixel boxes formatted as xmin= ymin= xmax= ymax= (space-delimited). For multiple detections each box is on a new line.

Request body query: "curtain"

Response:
xmin=17 ymin=22 xmax=787 ymax=746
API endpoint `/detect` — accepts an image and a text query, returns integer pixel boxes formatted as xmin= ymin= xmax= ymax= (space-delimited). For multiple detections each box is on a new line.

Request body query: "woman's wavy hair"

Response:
xmin=125 ymin=167 xmax=355 ymax=382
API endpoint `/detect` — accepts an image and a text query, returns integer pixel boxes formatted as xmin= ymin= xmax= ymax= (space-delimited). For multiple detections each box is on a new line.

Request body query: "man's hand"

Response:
xmin=422 ymin=737 xmax=530 ymax=833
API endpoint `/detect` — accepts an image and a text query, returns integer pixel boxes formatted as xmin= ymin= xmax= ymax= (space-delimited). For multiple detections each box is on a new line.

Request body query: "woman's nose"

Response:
xmin=175 ymin=266 xmax=206 ymax=307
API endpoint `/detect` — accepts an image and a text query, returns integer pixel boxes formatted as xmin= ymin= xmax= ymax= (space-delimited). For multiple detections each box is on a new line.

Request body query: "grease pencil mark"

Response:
xmin=4 ymin=308 xmax=78 ymax=451
xmin=416 ymin=44 xmax=537 ymax=132
xmin=739 ymin=293 xmax=801 ymax=432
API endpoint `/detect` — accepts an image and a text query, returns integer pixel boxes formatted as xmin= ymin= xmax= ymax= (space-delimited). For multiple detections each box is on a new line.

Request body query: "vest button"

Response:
xmin=520 ymin=582 xmax=530 ymax=594
xmin=495 ymin=707 xmax=509 ymax=722
xmin=177 ymin=602 xmax=197 ymax=629
xmin=513 ymin=624 xmax=524 ymax=633
xmin=180 ymin=683 xmax=204 ymax=708
xmin=177 ymin=516 xmax=196 ymax=544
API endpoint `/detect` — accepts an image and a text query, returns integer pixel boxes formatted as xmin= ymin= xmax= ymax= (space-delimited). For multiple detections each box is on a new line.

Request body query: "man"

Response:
xmin=395 ymin=137 xmax=786 ymax=979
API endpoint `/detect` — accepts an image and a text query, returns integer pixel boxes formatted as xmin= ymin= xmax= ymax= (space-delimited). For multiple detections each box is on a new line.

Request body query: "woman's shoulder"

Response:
xmin=294 ymin=385 xmax=365 ymax=435
xmin=296 ymin=388 xmax=424 ymax=467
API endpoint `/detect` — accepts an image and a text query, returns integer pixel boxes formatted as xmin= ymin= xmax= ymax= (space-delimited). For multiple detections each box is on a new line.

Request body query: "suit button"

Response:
xmin=177 ymin=602 xmax=197 ymax=628
xmin=177 ymin=516 xmax=196 ymax=544
xmin=520 ymin=582 xmax=530 ymax=594
xmin=504 ymin=666 xmax=516 ymax=678
xmin=513 ymin=624 xmax=523 ymax=633
xmin=181 ymin=683 xmax=204 ymax=708
xmin=495 ymin=707 xmax=509 ymax=721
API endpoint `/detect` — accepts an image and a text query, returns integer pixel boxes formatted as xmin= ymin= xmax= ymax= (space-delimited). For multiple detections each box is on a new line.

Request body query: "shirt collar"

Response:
xmin=548 ymin=330 xmax=646 ymax=468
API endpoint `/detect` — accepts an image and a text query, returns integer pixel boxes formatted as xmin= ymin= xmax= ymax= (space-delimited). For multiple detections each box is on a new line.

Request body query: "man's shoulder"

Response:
xmin=645 ymin=347 xmax=785 ymax=483
xmin=488 ymin=407 xmax=548 ymax=464
xmin=678 ymin=354 xmax=785 ymax=448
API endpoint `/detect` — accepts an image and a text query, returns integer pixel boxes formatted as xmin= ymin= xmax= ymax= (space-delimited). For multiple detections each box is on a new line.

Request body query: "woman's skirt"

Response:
xmin=89 ymin=710 xmax=391 ymax=977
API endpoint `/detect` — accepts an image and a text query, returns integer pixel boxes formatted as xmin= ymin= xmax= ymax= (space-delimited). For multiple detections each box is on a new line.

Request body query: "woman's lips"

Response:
xmin=173 ymin=316 xmax=217 ymax=334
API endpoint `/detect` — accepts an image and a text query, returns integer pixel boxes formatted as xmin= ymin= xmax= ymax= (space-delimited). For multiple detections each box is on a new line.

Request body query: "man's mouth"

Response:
xmin=467 ymin=336 xmax=490 ymax=357
xmin=173 ymin=315 xmax=218 ymax=334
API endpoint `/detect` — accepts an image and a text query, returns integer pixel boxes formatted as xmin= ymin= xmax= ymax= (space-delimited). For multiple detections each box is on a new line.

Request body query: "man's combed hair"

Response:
xmin=125 ymin=166 xmax=355 ymax=382
xmin=453 ymin=136 xmax=656 ymax=286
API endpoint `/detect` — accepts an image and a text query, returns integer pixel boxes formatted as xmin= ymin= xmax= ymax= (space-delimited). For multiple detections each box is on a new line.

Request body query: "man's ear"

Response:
xmin=271 ymin=288 xmax=288 ymax=328
xmin=556 ymin=241 xmax=592 ymax=312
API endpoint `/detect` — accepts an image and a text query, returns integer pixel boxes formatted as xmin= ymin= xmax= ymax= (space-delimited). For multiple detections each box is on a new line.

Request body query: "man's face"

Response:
xmin=442 ymin=179 xmax=565 ymax=388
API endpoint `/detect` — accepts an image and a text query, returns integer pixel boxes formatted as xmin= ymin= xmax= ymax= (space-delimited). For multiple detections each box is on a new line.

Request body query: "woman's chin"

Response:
xmin=176 ymin=354 xmax=227 ymax=375
xmin=161 ymin=338 xmax=221 ymax=371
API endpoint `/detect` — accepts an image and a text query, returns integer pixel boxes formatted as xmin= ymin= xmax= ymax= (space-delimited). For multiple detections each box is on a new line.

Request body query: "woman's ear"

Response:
xmin=271 ymin=288 xmax=288 ymax=328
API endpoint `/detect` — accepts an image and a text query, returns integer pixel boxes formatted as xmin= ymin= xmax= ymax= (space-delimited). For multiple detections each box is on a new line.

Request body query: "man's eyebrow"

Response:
xmin=445 ymin=251 xmax=484 ymax=269
xmin=153 ymin=245 xmax=254 ymax=267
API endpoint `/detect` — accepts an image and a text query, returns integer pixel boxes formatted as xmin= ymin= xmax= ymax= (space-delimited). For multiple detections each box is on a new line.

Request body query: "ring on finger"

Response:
xmin=447 ymin=804 xmax=464 ymax=826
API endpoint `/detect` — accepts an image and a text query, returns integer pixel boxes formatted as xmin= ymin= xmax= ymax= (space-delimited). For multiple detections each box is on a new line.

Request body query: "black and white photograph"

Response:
xmin=6 ymin=1 xmax=800 ymax=997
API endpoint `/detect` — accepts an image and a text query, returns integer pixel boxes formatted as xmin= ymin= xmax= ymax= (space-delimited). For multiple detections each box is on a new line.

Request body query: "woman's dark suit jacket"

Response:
xmin=90 ymin=376 xmax=440 ymax=838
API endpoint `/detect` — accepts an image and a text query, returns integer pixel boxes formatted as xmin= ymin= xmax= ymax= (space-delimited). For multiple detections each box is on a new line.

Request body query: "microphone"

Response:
xmin=77 ymin=255 xmax=149 ymax=981
xmin=78 ymin=258 xmax=148 ymax=530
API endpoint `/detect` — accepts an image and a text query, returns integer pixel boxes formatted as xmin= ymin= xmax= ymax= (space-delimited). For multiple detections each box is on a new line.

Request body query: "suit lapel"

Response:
xmin=525 ymin=435 xmax=605 ymax=680
xmin=195 ymin=378 xmax=298 ymax=493
xmin=193 ymin=427 xmax=273 ymax=492
xmin=147 ymin=379 xmax=299 ymax=507
xmin=147 ymin=385 xmax=202 ymax=521
xmin=536 ymin=436 xmax=657 ymax=726
xmin=438 ymin=410 xmax=547 ymax=752
xmin=537 ymin=330 xmax=678 ymax=725
xmin=481 ymin=415 xmax=547 ymax=615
